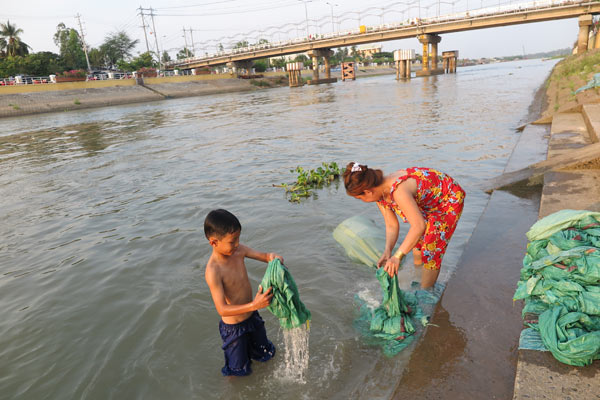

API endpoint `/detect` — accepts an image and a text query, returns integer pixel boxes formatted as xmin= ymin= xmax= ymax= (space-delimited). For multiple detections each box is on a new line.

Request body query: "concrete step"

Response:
xmin=583 ymin=104 xmax=600 ymax=143
xmin=487 ymin=112 xmax=600 ymax=193
xmin=548 ymin=112 xmax=591 ymax=159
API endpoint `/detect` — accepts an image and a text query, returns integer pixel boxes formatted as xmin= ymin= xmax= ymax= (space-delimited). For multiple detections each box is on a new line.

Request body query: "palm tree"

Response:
xmin=0 ymin=20 xmax=30 ymax=57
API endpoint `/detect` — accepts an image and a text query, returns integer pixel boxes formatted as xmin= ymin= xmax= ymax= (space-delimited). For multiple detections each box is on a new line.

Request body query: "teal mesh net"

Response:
xmin=260 ymin=259 xmax=311 ymax=329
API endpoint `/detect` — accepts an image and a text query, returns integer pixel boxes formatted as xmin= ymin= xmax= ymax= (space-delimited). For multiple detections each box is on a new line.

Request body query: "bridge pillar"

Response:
xmin=394 ymin=49 xmax=415 ymax=80
xmin=228 ymin=60 xmax=254 ymax=77
xmin=306 ymin=49 xmax=337 ymax=85
xmin=577 ymin=15 xmax=593 ymax=54
xmin=442 ymin=51 xmax=459 ymax=74
xmin=417 ymin=34 xmax=444 ymax=77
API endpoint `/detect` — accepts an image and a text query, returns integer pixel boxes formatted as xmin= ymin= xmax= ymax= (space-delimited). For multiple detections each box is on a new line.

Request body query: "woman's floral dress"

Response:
xmin=378 ymin=167 xmax=465 ymax=270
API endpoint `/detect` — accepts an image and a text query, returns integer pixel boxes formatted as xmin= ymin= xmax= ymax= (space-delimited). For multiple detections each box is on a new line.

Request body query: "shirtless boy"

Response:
xmin=204 ymin=209 xmax=281 ymax=376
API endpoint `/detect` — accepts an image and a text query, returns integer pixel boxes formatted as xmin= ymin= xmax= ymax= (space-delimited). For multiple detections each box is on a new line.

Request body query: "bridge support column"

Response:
xmin=416 ymin=34 xmax=444 ymax=77
xmin=311 ymin=55 xmax=319 ymax=81
xmin=307 ymin=49 xmax=337 ymax=85
xmin=228 ymin=60 xmax=254 ymax=77
xmin=286 ymin=62 xmax=305 ymax=87
xmin=577 ymin=15 xmax=593 ymax=54
xmin=394 ymin=49 xmax=415 ymax=80
xmin=442 ymin=51 xmax=459 ymax=74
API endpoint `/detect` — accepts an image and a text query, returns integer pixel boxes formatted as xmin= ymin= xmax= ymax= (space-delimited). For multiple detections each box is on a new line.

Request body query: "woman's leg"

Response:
xmin=421 ymin=268 xmax=440 ymax=288
xmin=412 ymin=248 xmax=423 ymax=266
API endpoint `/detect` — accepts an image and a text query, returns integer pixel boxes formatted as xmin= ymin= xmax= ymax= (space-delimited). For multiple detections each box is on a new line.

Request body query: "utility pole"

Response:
xmin=75 ymin=13 xmax=92 ymax=72
xmin=189 ymin=27 xmax=195 ymax=56
xmin=149 ymin=7 xmax=161 ymax=69
xmin=139 ymin=6 xmax=150 ymax=54
xmin=182 ymin=27 xmax=190 ymax=57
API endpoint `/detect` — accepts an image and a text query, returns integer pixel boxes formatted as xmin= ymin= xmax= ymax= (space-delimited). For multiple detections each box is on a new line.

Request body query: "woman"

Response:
xmin=343 ymin=162 xmax=465 ymax=288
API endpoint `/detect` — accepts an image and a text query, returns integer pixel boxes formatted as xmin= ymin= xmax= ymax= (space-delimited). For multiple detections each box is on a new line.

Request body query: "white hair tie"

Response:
xmin=351 ymin=162 xmax=362 ymax=172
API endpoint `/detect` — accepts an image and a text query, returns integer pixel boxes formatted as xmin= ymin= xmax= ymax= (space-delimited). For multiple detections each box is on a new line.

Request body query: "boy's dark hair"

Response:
xmin=204 ymin=209 xmax=242 ymax=239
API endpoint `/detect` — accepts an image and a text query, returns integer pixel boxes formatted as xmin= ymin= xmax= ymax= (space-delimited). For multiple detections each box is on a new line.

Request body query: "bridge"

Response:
xmin=166 ymin=0 xmax=599 ymax=73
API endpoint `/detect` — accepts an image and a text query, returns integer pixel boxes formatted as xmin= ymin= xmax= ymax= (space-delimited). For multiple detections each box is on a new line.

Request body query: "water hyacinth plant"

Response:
xmin=275 ymin=162 xmax=341 ymax=202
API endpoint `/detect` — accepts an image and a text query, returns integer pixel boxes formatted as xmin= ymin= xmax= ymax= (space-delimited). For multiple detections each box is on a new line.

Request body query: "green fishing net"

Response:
xmin=334 ymin=215 xmax=438 ymax=356
xmin=514 ymin=210 xmax=600 ymax=366
xmin=260 ymin=259 xmax=311 ymax=329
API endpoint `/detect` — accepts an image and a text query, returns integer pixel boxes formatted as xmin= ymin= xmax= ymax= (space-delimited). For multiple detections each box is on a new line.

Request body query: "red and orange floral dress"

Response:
xmin=378 ymin=167 xmax=465 ymax=270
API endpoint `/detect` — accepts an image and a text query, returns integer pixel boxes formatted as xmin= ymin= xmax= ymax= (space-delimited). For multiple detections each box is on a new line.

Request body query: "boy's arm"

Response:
xmin=205 ymin=266 xmax=273 ymax=317
xmin=239 ymin=244 xmax=283 ymax=264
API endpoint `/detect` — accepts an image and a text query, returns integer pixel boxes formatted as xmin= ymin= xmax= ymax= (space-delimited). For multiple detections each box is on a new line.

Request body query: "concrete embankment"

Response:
xmin=0 ymin=75 xmax=262 ymax=118
xmin=0 ymin=66 xmax=399 ymax=119
xmin=512 ymin=103 xmax=600 ymax=400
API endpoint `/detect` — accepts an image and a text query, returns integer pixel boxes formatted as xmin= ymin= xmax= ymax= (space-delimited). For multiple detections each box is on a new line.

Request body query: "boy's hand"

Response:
xmin=253 ymin=285 xmax=273 ymax=310
xmin=267 ymin=253 xmax=283 ymax=263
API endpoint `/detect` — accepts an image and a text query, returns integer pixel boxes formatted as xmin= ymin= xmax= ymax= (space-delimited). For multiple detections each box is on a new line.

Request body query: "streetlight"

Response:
xmin=326 ymin=2 xmax=338 ymax=32
xmin=297 ymin=0 xmax=311 ymax=38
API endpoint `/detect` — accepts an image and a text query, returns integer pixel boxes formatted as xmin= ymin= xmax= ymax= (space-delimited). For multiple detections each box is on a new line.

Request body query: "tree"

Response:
xmin=100 ymin=31 xmax=139 ymax=69
xmin=294 ymin=54 xmax=309 ymax=64
xmin=87 ymin=48 xmax=106 ymax=69
xmin=253 ymin=60 xmax=267 ymax=72
xmin=234 ymin=40 xmax=249 ymax=49
xmin=177 ymin=48 xmax=193 ymax=59
xmin=0 ymin=20 xmax=30 ymax=57
xmin=117 ymin=51 xmax=155 ymax=71
xmin=161 ymin=51 xmax=171 ymax=63
xmin=218 ymin=43 xmax=224 ymax=52
xmin=22 ymin=52 xmax=62 ymax=75
xmin=271 ymin=57 xmax=287 ymax=69
xmin=53 ymin=23 xmax=86 ymax=70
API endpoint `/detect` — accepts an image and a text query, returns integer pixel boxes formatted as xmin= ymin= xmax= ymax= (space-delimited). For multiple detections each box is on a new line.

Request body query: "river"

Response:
xmin=0 ymin=59 xmax=557 ymax=399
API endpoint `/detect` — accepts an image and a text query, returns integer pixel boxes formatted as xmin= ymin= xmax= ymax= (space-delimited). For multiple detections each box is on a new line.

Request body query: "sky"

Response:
xmin=3 ymin=0 xmax=580 ymax=60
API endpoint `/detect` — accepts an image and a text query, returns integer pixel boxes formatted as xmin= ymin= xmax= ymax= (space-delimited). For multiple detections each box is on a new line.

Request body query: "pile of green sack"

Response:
xmin=334 ymin=215 xmax=438 ymax=356
xmin=514 ymin=210 xmax=600 ymax=366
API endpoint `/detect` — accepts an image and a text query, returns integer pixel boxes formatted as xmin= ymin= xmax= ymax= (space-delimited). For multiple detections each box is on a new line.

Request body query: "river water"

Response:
xmin=0 ymin=59 xmax=556 ymax=400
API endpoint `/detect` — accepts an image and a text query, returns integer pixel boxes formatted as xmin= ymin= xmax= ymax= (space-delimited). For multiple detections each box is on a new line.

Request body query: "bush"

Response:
xmin=58 ymin=69 xmax=87 ymax=78
xmin=253 ymin=60 xmax=267 ymax=73
xmin=137 ymin=67 xmax=157 ymax=77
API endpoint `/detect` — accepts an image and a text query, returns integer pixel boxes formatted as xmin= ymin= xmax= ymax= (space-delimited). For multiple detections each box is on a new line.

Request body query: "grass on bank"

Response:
xmin=543 ymin=49 xmax=600 ymax=117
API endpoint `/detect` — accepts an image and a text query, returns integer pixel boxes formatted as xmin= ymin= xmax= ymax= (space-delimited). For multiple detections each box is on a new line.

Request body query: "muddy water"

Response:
xmin=0 ymin=59 xmax=556 ymax=399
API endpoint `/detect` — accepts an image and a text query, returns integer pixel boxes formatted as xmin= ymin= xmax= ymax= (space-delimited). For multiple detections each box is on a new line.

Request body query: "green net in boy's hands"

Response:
xmin=260 ymin=259 xmax=311 ymax=329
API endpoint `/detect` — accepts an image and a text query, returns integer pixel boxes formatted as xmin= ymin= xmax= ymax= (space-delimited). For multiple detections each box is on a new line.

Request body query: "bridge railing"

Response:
xmin=167 ymin=0 xmax=589 ymax=68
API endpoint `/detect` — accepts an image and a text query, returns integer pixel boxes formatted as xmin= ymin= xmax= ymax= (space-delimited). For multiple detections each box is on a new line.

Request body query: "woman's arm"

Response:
xmin=376 ymin=202 xmax=400 ymax=268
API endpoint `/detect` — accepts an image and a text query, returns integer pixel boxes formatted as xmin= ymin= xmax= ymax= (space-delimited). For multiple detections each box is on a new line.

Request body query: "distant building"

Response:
xmin=354 ymin=44 xmax=382 ymax=59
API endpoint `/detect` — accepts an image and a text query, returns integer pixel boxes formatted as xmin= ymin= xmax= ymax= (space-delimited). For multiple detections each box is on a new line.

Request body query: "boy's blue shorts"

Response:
xmin=219 ymin=311 xmax=276 ymax=376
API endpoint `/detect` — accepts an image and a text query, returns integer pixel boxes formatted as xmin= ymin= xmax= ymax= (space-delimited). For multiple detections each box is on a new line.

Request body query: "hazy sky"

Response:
xmin=4 ymin=0 xmax=579 ymax=59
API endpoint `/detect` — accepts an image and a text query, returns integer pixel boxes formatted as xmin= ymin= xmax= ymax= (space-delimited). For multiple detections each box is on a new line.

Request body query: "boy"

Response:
xmin=204 ymin=209 xmax=280 ymax=376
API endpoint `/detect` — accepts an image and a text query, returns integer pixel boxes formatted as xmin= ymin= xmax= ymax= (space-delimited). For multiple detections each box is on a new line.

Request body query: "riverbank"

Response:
xmin=0 ymin=66 xmax=398 ymax=119
xmin=391 ymin=51 xmax=600 ymax=399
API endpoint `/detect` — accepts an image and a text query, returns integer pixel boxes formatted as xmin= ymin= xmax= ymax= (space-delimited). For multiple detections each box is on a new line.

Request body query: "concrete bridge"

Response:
xmin=166 ymin=0 xmax=600 ymax=73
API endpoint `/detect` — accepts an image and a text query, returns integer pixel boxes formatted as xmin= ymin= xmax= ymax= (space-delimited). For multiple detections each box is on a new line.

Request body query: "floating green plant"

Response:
xmin=275 ymin=162 xmax=341 ymax=203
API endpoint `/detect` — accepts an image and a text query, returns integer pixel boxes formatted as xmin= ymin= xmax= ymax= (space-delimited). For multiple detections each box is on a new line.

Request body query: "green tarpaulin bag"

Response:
xmin=515 ymin=209 xmax=600 ymax=366
xmin=260 ymin=259 xmax=311 ymax=329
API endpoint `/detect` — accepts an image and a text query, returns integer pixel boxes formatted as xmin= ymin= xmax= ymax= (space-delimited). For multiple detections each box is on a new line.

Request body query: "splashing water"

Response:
xmin=273 ymin=324 xmax=310 ymax=383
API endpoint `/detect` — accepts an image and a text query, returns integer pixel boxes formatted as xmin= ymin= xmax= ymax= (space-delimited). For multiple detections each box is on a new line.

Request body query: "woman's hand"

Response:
xmin=377 ymin=251 xmax=391 ymax=268
xmin=384 ymin=256 xmax=401 ymax=277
